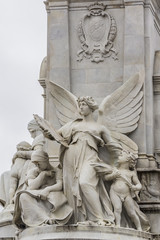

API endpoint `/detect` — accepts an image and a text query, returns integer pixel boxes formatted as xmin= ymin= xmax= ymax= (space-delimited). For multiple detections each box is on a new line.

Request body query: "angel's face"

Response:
xmin=79 ymin=101 xmax=92 ymax=116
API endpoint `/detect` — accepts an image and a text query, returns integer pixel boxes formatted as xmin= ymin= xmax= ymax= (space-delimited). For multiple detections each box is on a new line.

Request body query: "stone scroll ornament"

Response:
xmin=77 ymin=2 xmax=118 ymax=63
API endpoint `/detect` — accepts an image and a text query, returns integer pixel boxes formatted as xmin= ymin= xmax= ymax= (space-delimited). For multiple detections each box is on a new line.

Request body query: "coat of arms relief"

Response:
xmin=77 ymin=2 xmax=118 ymax=63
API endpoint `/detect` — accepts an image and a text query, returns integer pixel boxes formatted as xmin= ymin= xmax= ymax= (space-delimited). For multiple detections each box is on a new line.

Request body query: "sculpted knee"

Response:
xmin=79 ymin=178 xmax=87 ymax=189
xmin=79 ymin=177 xmax=90 ymax=192
xmin=19 ymin=193 xmax=29 ymax=203
xmin=127 ymin=210 xmax=136 ymax=218
xmin=114 ymin=207 xmax=122 ymax=214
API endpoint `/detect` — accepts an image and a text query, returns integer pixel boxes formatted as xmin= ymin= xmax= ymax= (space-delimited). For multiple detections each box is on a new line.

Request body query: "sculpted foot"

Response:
xmin=97 ymin=219 xmax=112 ymax=226
xmin=44 ymin=219 xmax=55 ymax=225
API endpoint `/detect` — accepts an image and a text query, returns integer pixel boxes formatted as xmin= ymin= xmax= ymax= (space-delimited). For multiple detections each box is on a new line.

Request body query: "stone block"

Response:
xmin=17 ymin=225 xmax=153 ymax=240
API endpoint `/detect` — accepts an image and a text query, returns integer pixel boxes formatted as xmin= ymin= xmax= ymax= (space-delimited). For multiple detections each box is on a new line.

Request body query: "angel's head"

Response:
xmin=77 ymin=96 xmax=98 ymax=116
xmin=117 ymin=149 xmax=138 ymax=170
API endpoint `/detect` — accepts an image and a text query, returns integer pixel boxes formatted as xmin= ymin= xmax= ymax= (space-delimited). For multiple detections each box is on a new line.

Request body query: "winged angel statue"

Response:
xmin=34 ymin=71 xmax=144 ymax=226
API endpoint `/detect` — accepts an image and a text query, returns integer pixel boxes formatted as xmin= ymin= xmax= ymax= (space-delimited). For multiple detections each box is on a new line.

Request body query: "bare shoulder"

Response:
xmin=99 ymin=124 xmax=109 ymax=134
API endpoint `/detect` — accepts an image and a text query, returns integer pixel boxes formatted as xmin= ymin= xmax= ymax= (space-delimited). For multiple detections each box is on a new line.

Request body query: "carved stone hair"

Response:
xmin=16 ymin=141 xmax=32 ymax=151
xmin=124 ymin=150 xmax=138 ymax=170
xmin=31 ymin=150 xmax=49 ymax=163
xmin=77 ymin=96 xmax=98 ymax=111
xmin=27 ymin=119 xmax=41 ymax=131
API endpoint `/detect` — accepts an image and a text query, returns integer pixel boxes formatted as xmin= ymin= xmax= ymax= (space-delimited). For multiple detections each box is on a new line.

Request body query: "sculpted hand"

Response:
xmin=43 ymin=129 xmax=54 ymax=140
xmin=113 ymin=170 xmax=121 ymax=178
xmin=130 ymin=185 xmax=139 ymax=191
xmin=42 ymin=170 xmax=55 ymax=178
xmin=39 ymin=189 xmax=50 ymax=200
xmin=49 ymin=170 xmax=55 ymax=177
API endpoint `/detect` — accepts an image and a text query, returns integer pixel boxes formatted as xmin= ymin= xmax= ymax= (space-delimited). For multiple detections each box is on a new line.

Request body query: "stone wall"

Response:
xmin=42 ymin=0 xmax=160 ymax=167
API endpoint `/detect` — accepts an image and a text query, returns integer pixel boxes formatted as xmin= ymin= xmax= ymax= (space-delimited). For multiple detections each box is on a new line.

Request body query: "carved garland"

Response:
xmin=77 ymin=2 xmax=118 ymax=63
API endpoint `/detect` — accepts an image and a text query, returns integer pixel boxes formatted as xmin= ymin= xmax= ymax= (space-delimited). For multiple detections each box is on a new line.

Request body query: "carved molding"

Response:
xmin=153 ymin=75 xmax=160 ymax=95
xmin=77 ymin=2 xmax=118 ymax=63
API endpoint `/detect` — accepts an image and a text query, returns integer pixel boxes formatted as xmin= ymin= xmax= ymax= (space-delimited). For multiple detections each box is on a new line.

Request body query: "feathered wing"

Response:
xmin=98 ymin=71 xmax=144 ymax=153
xmin=48 ymin=81 xmax=81 ymax=126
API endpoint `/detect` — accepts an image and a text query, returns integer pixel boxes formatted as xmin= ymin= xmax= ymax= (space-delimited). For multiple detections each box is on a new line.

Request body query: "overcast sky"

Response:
xmin=0 ymin=1 xmax=47 ymax=176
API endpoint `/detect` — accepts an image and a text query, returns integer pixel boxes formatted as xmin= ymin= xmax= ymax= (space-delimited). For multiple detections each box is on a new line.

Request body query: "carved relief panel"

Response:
xmin=77 ymin=2 xmax=118 ymax=63
xmin=139 ymin=172 xmax=160 ymax=202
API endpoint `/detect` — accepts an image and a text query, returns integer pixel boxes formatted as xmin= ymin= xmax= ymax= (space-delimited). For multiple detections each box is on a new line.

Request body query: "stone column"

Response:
xmin=44 ymin=0 xmax=71 ymax=159
xmin=123 ymin=0 xmax=148 ymax=167
xmin=153 ymin=51 xmax=160 ymax=168
xmin=38 ymin=56 xmax=47 ymax=118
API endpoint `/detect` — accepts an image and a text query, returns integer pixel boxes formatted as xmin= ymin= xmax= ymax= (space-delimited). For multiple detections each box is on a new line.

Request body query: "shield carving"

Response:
xmin=88 ymin=17 xmax=109 ymax=42
xmin=77 ymin=2 xmax=118 ymax=63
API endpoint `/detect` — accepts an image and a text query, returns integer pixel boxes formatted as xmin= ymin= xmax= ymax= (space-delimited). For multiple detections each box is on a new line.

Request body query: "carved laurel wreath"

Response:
xmin=77 ymin=2 xmax=118 ymax=63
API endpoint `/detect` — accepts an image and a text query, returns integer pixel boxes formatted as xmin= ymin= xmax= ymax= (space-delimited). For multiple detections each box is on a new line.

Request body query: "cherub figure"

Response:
xmin=94 ymin=150 xmax=150 ymax=231
xmin=13 ymin=149 xmax=73 ymax=228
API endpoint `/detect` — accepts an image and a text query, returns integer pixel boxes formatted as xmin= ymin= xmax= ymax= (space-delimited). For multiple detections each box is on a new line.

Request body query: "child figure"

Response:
xmin=93 ymin=149 xmax=150 ymax=231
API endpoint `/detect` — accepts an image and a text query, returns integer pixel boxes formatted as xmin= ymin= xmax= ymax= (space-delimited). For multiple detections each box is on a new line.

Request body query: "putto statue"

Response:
xmin=93 ymin=149 xmax=150 ymax=231
xmin=33 ymin=71 xmax=147 ymax=229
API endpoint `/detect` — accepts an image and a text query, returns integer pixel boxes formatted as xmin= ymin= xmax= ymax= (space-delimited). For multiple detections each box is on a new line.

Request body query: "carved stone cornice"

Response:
xmin=44 ymin=0 xmax=69 ymax=12
xmin=124 ymin=0 xmax=145 ymax=6
xmin=153 ymin=75 xmax=160 ymax=95
xmin=38 ymin=78 xmax=46 ymax=89
xmin=38 ymin=78 xmax=46 ymax=99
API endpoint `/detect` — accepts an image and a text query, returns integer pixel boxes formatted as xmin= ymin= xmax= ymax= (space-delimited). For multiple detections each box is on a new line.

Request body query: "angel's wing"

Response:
xmin=98 ymin=71 xmax=144 ymax=154
xmin=48 ymin=81 xmax=80 ymax=126
xmin=98 ymin=71 xmax=144 ymax=134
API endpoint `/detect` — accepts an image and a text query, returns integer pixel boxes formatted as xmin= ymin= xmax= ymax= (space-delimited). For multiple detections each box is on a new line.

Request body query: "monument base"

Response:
xmin=17 ymin=225 xmax=152 ymax=240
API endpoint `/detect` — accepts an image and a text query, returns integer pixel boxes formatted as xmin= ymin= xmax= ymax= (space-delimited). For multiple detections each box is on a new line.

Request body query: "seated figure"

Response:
xmin=0 ymin=141 xmax=31 ymax=222
xmin=9 ymin=141 xmax=32 ymax=204
xmin=0 ymin=119 xmax=45 ymax=212
xmin=13 ymin=149 xmax=73 ymax=228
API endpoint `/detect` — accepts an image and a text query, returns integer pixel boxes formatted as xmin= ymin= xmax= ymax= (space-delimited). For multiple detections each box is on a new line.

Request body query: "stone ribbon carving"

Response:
xmin=77 ymin=2 xmax=118 ymax=63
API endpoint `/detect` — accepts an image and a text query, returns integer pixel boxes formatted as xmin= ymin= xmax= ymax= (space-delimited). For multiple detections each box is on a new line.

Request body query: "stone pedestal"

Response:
xmin=17 ymin=225 xmax=152 ymax=240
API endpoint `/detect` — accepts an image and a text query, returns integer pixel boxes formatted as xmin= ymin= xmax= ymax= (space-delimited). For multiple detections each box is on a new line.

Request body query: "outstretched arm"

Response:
xmin=131 ymin=171 xmax=142 ymax=191
xmin=104 ymin=169 xmax=121 ymax=181
xmin=39 ymin=180 xmax=62 ymax=200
